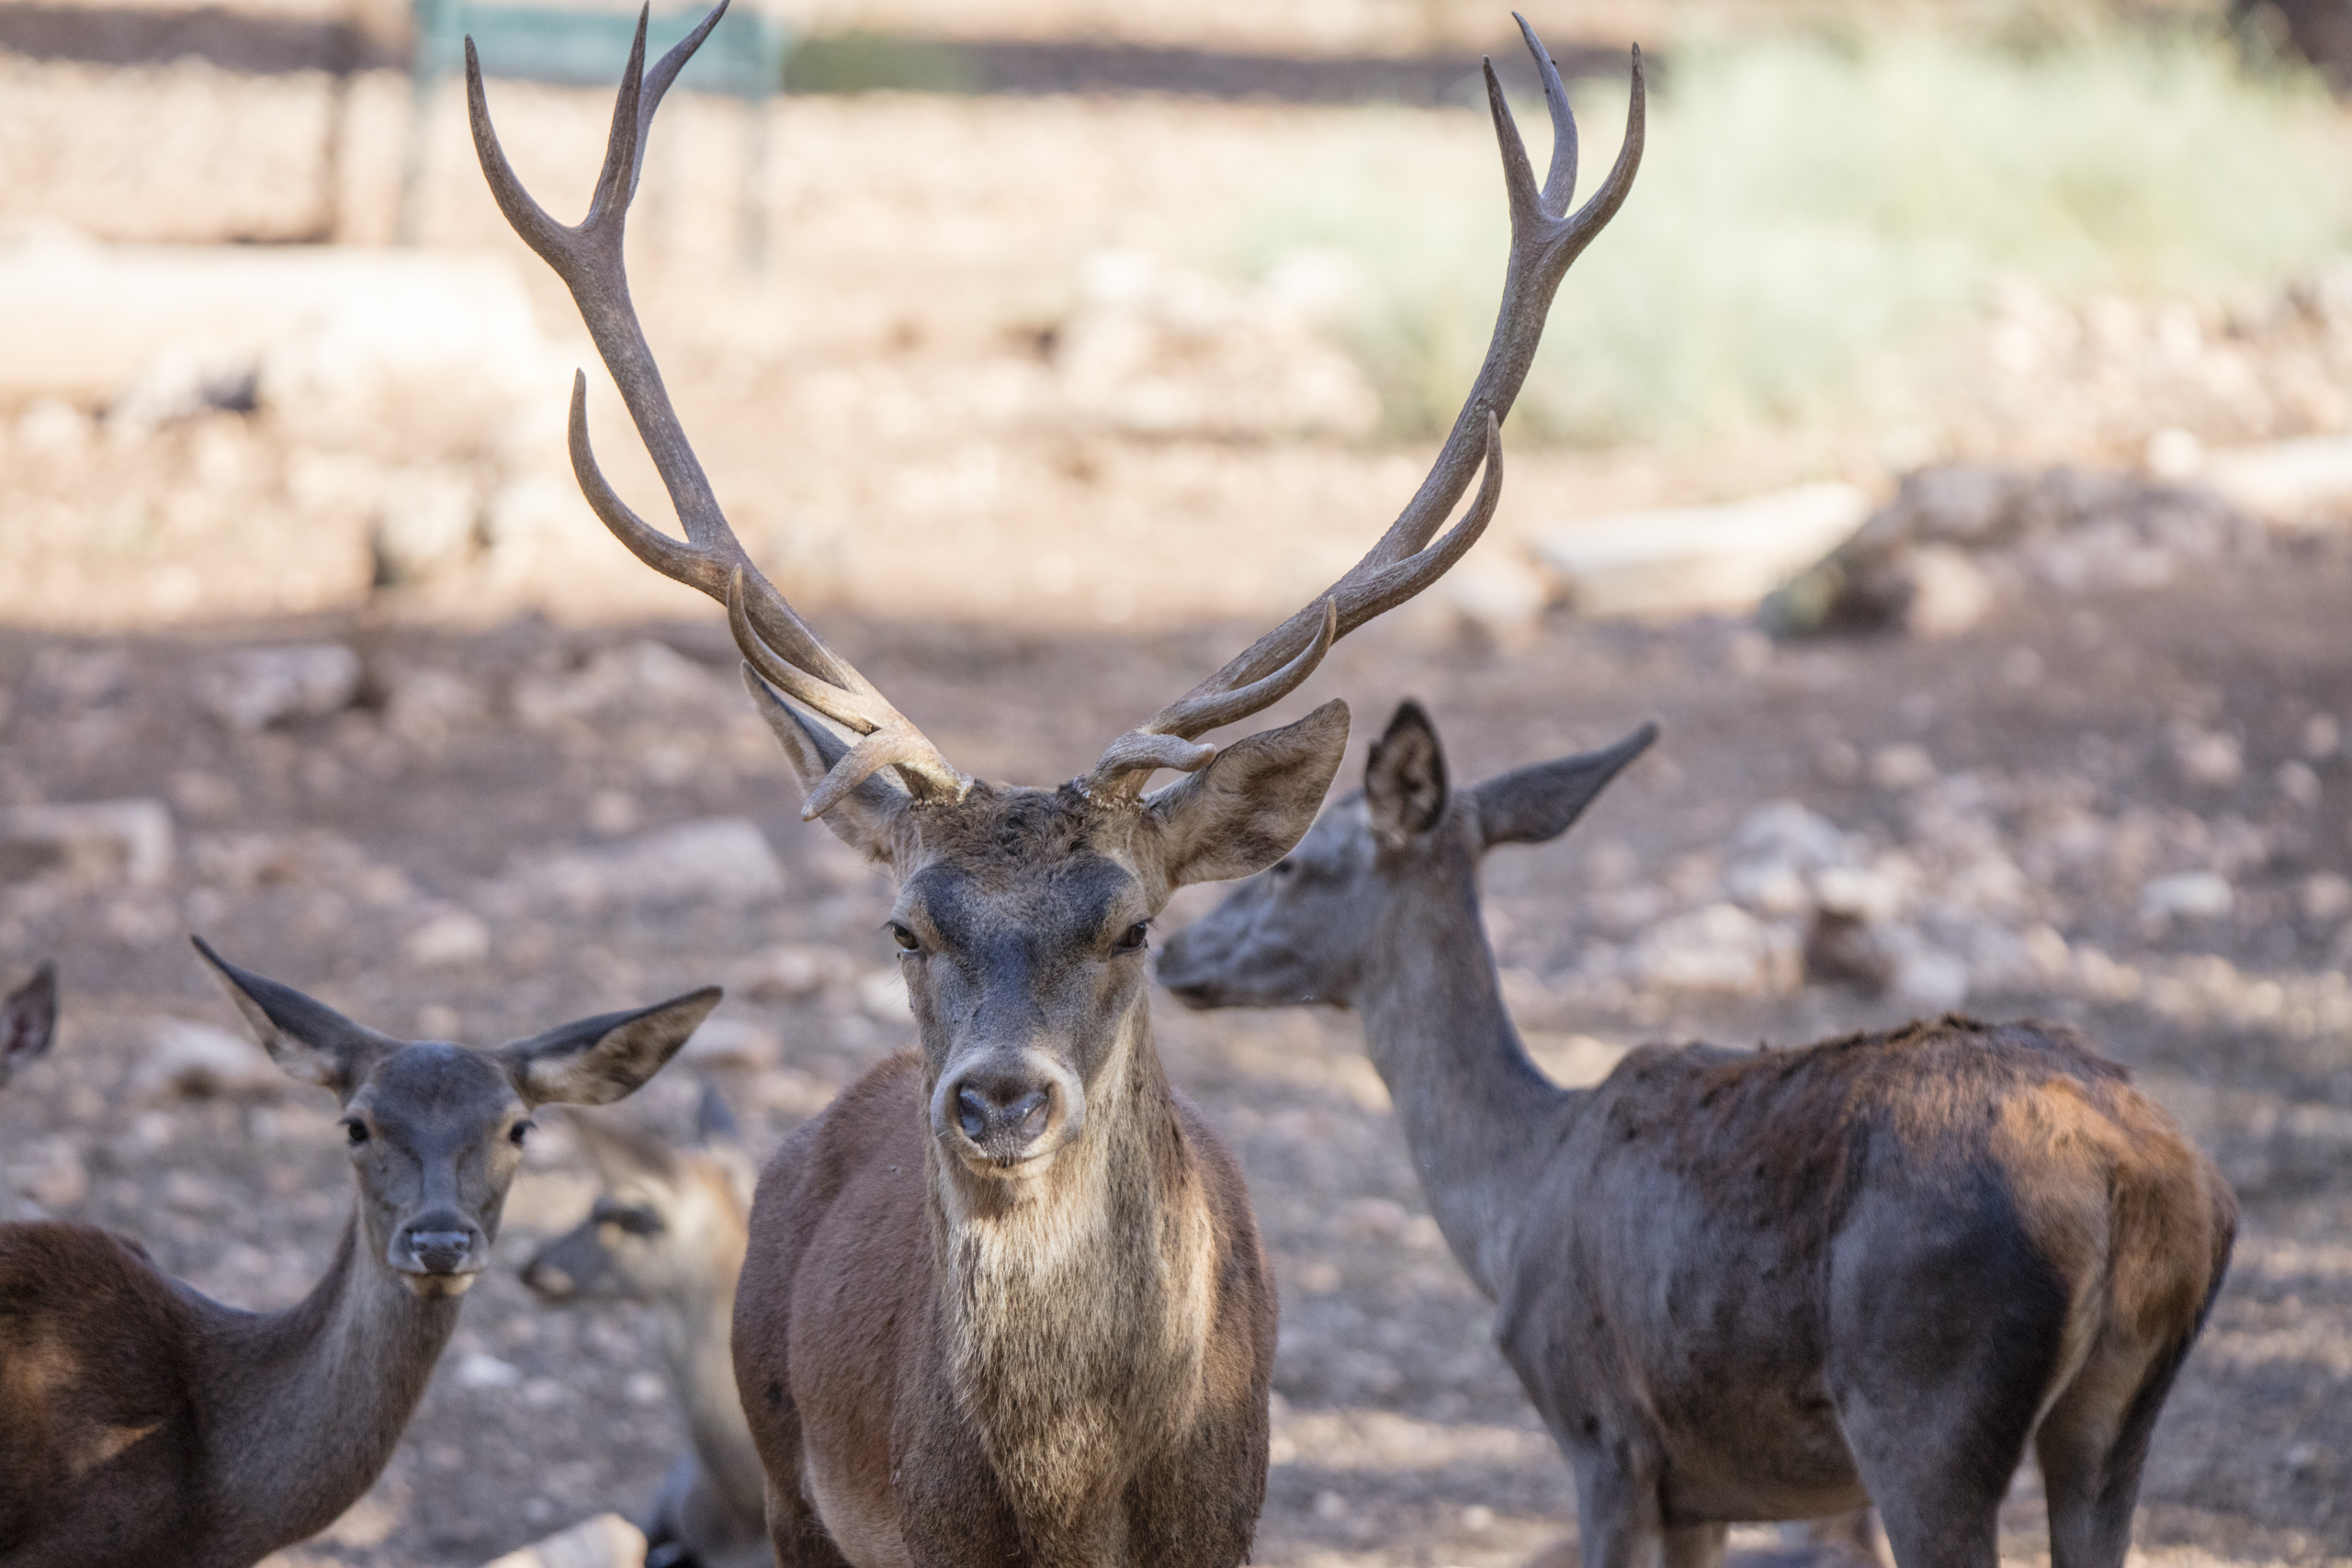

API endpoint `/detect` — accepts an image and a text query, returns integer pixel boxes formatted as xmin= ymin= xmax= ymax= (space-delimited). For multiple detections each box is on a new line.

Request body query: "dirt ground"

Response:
xmin=4 ymin=526 xmax=2351 ymax=1566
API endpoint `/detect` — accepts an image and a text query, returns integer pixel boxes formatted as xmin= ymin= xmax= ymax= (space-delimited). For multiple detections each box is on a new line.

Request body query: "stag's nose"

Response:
xmin=947 ymin=1070 xmax=1055 ymax=1159
xmin=399 ymin=1221 xmax=481 ymax=1276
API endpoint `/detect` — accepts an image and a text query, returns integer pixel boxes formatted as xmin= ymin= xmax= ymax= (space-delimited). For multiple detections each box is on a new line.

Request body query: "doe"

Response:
xmin=464 ymin=5 xmax=1641 ymax=1560
xmin=1158 ymin=703 xmax=2235 ymax=1568
xmin=522 ymin=1090 xmax=768 ymax=1568
xmin=0 ymin=939 xmax=718 ymax=1568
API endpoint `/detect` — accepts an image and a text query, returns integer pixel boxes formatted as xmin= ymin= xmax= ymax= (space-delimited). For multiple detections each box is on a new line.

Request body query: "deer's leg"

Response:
xmin=1570 ymin=1445 xmax=1667 ymax=1568
xmin=1663 ymin=1521 xmax=1727 ymax=1568
xmin=2034 ymin=1325 xmax=2192 ymax=1568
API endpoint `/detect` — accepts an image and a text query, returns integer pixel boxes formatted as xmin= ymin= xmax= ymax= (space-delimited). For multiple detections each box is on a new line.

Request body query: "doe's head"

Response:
xmin=1157 ymin=702 xmax=1655 ymax=1011
xmin=521 ymin=1088 xmax=752 ymax=1307
xmin=193 ymin=938 xmax=719 ymax=1297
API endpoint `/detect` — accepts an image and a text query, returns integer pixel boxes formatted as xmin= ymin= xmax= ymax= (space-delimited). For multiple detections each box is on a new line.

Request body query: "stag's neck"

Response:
xmin=932 ymin=1005 xmax=1216 ymax=1530
xmin=1356 ymin=861 xmax=1577 ymax=1300
xmin=190 ymin=1217 xmax=462 ymax=1557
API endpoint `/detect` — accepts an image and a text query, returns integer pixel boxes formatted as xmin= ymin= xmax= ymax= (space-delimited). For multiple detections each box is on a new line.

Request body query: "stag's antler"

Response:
xmin=465 ymin=3 xmax=969 ymax=820
xmin=1082 ymin=16 xmax=1644 ymax=796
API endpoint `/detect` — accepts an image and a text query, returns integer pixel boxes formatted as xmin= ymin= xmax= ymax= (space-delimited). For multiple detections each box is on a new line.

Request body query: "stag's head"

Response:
xmin=195 ymin=939 xmax=718 ymax=1296
xmin=1157 ymin=702 xmax=1655 ymax=1010
xmin=465 ymin=5 xmax=1641 ymax=1181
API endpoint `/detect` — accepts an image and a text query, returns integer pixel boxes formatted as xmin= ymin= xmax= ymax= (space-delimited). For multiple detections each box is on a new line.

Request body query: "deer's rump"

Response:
xmin=0 ymin=1222 xmax=206 ymax=1563
xmin=1497 ymin=1017 xmax=2234 ymax=1525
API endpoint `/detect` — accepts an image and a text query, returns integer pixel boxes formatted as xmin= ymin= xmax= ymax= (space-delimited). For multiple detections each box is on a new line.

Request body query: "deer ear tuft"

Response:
xmin=192 ymin=939 xmax=394 ymax=1097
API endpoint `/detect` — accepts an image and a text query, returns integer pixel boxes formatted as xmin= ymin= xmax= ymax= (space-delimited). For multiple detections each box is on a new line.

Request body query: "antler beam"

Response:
xmin=465 ymin=3 xmax=970 ymax=816
xmin=1082 ymin=16 xmax=1644 ymax=797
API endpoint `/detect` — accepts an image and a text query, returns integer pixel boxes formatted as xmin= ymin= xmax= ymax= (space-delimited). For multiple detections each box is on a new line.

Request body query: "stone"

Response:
xmin=2301 ymin=874 xmax=2352 ymax=923
xmin=455 ymin=1351 xmax=523 ymax=1390
xmin=1440 ymin=556 xmax=1553 ymax=644
xmin=1867 ymin=745 xmax=1937 ymax=792
xmin=0 ymin=799 xmax=174 ymax=887
xmin=517 ymin=818 xmax=787 ymax=909
xmin=730 ymin=944 xmax=855 ymax=1003
xmin=2139 ymin=872 xmax=2235 ymax=924
xmin=137 ymin=1017 xmax=283 ymax=1100
xmin=1532 ymin=483 xmax=1872 ymax=620
xmin=2200 ymin=434 xmax=2352 ymax=530
xmin=404 ymin=907 xmax=493 ymax=968
xmin=1629 ymin=905 xmax=1803 ymax=997
xmin=373 ymin=467 xmax=480 ymax=585
xmin=858 ymin=968 xmax=911 ymax=1020
xmin=2169 ymin=727 xmax=2244 ymax=790
xmin=480 ymin=1513 xmax=647 ymax=1568
xmin=676 ymin=1017 xmax=780 ymax=1070
xmin=198 ymin=644 xmax=362 ymax=732
xmin=1900 ymin=546 xmax=1994 ymax=638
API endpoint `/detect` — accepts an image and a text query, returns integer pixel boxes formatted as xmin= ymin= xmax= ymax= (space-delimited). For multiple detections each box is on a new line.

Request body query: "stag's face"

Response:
xmin=192 ymin=940 xmax=719 ymax=1297
xmin=764 ymin=694 xmax=1353 ymax=1180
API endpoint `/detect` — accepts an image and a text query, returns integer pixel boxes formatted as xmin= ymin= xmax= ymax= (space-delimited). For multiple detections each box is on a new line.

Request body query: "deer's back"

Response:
xmin=1497 ymin=1017 xmax=2232 ymax=1518
xmin=0 ymin=1221 xmax=209 ymax=1562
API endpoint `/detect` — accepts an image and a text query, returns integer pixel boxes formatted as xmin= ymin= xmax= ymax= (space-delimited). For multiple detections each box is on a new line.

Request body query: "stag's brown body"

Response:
xmin=1159 ymin=705 xmax=2235 ymax=1568
xmin=738 ymin=1044 xmax=1272 ymax=1567
xmin=463 ymin=4 xmax=1642 ymax=1558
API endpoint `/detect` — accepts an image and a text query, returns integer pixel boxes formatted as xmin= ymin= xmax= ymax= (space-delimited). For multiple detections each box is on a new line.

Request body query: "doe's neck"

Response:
xmin=1353 ymin=852 xmax=1578 ymax=1299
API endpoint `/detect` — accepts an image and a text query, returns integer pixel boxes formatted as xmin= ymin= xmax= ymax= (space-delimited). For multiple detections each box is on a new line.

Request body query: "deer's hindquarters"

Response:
xmin=1504 ymin=1021 xmax=2231 ymax=1551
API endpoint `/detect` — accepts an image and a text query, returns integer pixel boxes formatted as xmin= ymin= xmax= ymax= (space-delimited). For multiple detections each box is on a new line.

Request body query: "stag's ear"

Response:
xmin=1364 ymin=702 xmax=1448 ymax=845
xmin=2 ymin=961 xmax=58 ymax=1075
xmin=1147 ymin=700 xmax=1350 ymax=888
xmin=566 ymin=1108 xmax=684 ymax=1189
xmin=193 ymin=938 xmax=396 ymax=1097
xmin=1469 ymin=722 xmax=1657 ymax=850
xmin=741 ymin=667 xmax=910 ymax=863
xmin=501 ymin=987 xmax=722 ymax=1108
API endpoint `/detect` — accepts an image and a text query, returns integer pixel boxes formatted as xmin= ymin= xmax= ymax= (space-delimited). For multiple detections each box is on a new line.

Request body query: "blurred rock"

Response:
xmin=404 ymin=906 xmax=492 ymax=968
xmin=676 ymin=1017 xmax=780 ymax=1070
xmin=1901 ymin=545 xmax=1994 ymax=638
xmin=138 ymin=1017 xmax=282 ymax=1100
xmin=513 ymin=641 xmax=734 ymax=730
xmin=374 ymin=466 xmax=481 ymax=586
xmin=515 ymin=818 xmax=787 ymax=909
xmin=2301 ymin=873 xmax=2352 ymax=923
xmin=1629 ymin=904 xmax=1803 ymax=997
xmin=0 ymin=799 xmax=174 ymax=887
xmin=2200 ymin=434 xmax=2352 ymax=530
xmin=1439 ymin=556 xmax=1552 ymax=644
xmin=198 ymin=643 xmax=361 ymax=732
xmin=477 ymin=1514 xmax=649 ymax=1568
xmin=2139 ymin=871 xmax=2235 ymax=925
xmin=6 ymin=1136 xmax=90 ymax=1211
xmin=730 ymin=943 xmax=856 ymax=1003
xmin=1534 ymin=483 xmax=1871 ymax=620
xmin=2168 ymin=726 xmax=2244 ymax=790
xmin=857 ymin=968 xmax=911 ymax=1020
xmin=1867 ymin=745 xmax=1936 ymax=792
xmin=455 ymin=1351 xmax=523 ymax=1390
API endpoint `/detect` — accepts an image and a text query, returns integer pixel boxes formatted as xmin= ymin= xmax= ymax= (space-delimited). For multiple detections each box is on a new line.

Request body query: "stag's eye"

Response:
xmin=343 ymin=1119 xmax=370 ymax=1146
xmin=510 ymin=1120 xmax=536 ymax=1147
xmin=888 ymin=923 xmax=921 ymax=953
xmin=1114 ymin=921 xmax=1150 ymax=954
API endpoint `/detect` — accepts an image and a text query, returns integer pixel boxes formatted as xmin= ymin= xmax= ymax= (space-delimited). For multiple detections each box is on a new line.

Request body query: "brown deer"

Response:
xmin=1 ymin=961 xmax=58 ymax=1091
xmin=0 ymin=938 xmax=719 ymax=1568
xmin=522 ymin=1091 xmax=767 ymax=1568
xmin=464 ymin=6 xmax=1641 ymax=1561
xmin=1157 ymin=702 xmax=2237 ymax=1568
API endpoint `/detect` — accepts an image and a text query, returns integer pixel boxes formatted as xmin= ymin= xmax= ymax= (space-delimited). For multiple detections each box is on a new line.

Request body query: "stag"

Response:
xmin=1158 ymin=702 xmax=2236 ymax=1568
xmin=522 ymin=1091 xmax=767 ymax=1568
xmin=466 ymin=6 xmax=1639 ymax=1559
xmin=0 ymin=940 xmax=718 ymax=1568
xmin=0 ymin=961 xmax=57 ymax=1092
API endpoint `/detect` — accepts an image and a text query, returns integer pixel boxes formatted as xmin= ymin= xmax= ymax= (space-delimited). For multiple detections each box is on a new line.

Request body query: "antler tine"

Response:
xmin=1083 ymin=24 xmax=1642 ymax=797
xmin=468 ymin=4 xmax=970 ymax=809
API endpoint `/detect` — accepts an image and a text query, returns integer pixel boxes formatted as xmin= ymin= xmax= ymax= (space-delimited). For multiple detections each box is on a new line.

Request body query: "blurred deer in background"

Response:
xmin=1159 ymin=703 xmax=2236 ymax=1568
xmin=522 ymin=1089 xmax=766 ymax=1568
xmin=0 ymin=960 xmax=58 ymax=1092
xmin=467 ymin=4 xmax=1642 ymax=1558
xmin=0 ymin=939 xmax=718 ymax=1568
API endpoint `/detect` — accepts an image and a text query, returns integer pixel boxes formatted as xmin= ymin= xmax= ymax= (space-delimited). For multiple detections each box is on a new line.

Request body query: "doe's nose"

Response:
xmin=401 ymin=1224 xmax=479 ymax=1276
xmin=948 ymin=1070 xmax=1054 ymax=1157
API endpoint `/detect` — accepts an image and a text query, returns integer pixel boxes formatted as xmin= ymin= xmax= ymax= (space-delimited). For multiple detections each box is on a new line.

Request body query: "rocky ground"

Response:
xmin=4 ymin=515 xmax=2351 ymax=1565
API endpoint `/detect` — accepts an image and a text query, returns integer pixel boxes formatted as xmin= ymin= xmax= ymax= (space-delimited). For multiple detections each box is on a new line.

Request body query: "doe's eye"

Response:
xmin=510 ymin=1120 xmax=536 ymax=1147
xmin=344 ymin=1120 xmax=370 ymax=1146
xmin=1114 ymin=921 xmax=1150 ymax=953
xmin=888 ymin=923 xmax=921 ymax=953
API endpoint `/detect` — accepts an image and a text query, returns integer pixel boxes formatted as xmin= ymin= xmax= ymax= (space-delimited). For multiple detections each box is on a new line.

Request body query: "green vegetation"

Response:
xmin=1235 ymin=20 xmax=2352 ymax=446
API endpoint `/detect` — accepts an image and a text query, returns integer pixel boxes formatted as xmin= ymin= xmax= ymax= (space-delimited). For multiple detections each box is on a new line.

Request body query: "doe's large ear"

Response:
xmin=193 ymin=937 xmax=396 ymax=1097
xmin=1469 ymin=722 xmax=1657 ymax=850
xmin=3 ymin=961 xmax=58 ymax=1074
xmin=1146 ymin=700 xmax=1350 ymax=889
xmin=500 ymin=987 xmax=722 ymax=1108
xmin=741 ymin=667 xmax=909 ymax=864
xmin=1365 ymin=701 xmax=1448 ymax=845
